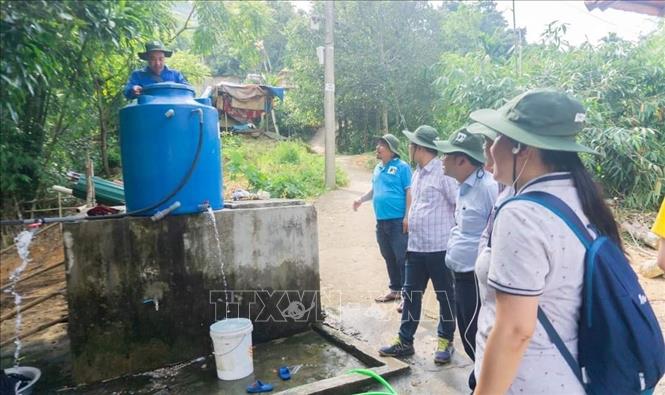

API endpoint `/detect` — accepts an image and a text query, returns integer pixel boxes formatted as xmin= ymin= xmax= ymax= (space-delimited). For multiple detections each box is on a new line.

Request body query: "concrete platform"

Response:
xmin=63 ymin=200 xmax=321 ymax=383
xmin=54 ymin=323 xmax=409 ymax=394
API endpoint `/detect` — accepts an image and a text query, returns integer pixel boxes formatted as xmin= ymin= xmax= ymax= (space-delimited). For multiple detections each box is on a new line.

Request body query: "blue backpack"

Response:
xmin=495 ymin=191 xmax=665 ymax=394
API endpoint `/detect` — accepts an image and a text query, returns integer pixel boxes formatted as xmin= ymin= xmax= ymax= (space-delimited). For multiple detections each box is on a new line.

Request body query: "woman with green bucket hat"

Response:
xmin=469 ymin=89 xmax=623 ymax=394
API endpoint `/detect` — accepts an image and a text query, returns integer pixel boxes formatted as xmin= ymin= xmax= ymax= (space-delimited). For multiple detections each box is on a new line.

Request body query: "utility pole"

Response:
xmin=512 ymin=0 xmax=522 ymax=77
xmin=324 ymin=1 xmax=336 ymax=189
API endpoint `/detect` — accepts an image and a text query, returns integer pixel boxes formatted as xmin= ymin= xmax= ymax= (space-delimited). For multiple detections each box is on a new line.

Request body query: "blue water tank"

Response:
xmin=119 ymin=83 xmax=222 ymax=215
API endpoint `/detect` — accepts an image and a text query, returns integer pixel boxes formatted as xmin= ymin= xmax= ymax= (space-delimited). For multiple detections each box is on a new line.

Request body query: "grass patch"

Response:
xmin=222 ymin=135 xmax=348 ymax=199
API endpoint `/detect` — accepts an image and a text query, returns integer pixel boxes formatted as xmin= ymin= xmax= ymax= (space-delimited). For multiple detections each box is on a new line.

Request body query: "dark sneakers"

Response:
xmin=434 ymin=337 xmax=454 ymax=364
xmin=379 ymin=337 xmax=415 ymax=358
xmin=381 ymin=337 xmax=454 ymax=364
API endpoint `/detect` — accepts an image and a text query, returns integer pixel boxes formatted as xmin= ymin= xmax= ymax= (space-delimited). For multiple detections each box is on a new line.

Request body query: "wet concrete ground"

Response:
xmin=54 ymin=330 xmax=366 ymax=394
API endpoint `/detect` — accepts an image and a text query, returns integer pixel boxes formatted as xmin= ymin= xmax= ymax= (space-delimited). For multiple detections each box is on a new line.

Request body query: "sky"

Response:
xmin=291 ymin=0 xmax=661 ymax=46
xmin=493 ymin=0 xmax=660 ymax=45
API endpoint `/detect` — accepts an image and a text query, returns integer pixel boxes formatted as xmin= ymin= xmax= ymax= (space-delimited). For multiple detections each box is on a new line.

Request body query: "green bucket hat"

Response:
xmin=469 ymin=89 xmax=596 ymax=154
xmin=402 ymin=125 xmax=439 ymax=151
xmin=467 ymin=122 xmax=498 ymax=141
xmin=138 ymin=40 xmax=173 ymax=60
xmin=435 ymin=127 xmax=486 ymax=164
xmin=378 ymin=134 xmax=400 ymax=155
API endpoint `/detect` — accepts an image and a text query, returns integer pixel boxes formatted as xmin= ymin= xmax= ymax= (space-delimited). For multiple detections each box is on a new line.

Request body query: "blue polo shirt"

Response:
xmin=372 ymin=157 xmax=412 ymax=220
xmin=123 ymin=65 xmax=188 ymax=100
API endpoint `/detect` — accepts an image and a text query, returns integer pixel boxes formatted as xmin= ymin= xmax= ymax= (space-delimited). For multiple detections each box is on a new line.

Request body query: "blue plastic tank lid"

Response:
xmin=142 ymin=82 xmax=195 ymax=94
xmin=210 ymin=318 xmax=253 ymax=334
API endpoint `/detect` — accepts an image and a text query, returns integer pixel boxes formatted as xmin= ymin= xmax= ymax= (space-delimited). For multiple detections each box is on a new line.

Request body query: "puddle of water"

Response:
xmin=4 ymin=230 xmax=36 ymax=367
xmin=56 ymin=330 xmax=367 ymax=394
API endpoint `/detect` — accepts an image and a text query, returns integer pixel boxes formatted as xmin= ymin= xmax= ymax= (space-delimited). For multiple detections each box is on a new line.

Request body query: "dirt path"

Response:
xmin=310 ymin=126 xmax=325 ymax=155
xmin=315 ymin=154 xmax=665 ymax=394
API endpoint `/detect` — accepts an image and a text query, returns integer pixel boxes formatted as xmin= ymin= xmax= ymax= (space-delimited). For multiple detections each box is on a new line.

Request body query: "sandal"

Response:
xmin=278 ymin=366 xmax=291 ymax=380
xmin=246 ymin=380 xmax=273 ymax=393
xmin=375 ymin=291 xmax=401 ymax=303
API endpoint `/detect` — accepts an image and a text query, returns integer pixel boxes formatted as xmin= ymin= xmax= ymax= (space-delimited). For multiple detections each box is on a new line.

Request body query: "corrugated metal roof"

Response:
xmin=584 ymin=1 xmax=665 ymax=17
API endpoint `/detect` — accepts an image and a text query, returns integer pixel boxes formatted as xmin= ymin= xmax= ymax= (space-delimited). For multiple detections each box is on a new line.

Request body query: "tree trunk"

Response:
xmin=94 ymin=78 xmax=111 ymax=177
xmin=41 ymin=91 xmax=72 ymax=167
xmin=382 ymin=105 xmax=389 ymax=133
xmin=18 ymin=85 xmax=49 ymax=203
xmin=100 ymin=122 xmax=110 ymax=177
xmin=86 ymin=156 xmax=96 ymax=207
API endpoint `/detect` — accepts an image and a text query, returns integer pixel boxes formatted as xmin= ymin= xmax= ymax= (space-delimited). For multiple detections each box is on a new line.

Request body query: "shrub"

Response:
xmin=432 ymin=26 xmax=665 ymax=210
xmin=223 ymin=137 xmax=348 ymax=199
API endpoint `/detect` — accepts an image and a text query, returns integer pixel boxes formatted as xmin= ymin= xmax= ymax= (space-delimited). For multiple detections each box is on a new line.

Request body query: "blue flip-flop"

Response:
xmin=278 ymin=366 xmax=291 ymax=380
xmin=246 ymin=380 xmax=273 ymax=393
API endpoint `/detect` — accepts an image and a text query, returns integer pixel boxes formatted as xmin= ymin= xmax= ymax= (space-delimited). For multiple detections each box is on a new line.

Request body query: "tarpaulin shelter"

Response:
xmin=213 ymin=82 xmax=285 ymax=135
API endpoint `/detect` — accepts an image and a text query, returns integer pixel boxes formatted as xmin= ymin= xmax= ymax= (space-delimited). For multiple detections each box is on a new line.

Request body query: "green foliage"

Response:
xmin=433 ymin=51 xmax=516 ymax=137
xmin=281 ymin=13 xmax=325 ymax=137
xmin=585 ymin=127 xmax=663 ymax=209
xmin=274 ymin=99 xmax=319 ymax=140
xmin=262 ymin=1 xmax=297 ymax=73
xmin=282 ymin=1 xmax=520 ymax=153
xmin=223 ymin=137 xmax=348 ymax=199
xmin=432 ymin=22 xmax=665 ymax=210
xmin=192 ymin=1 xmax=272 ymax=74
xmin=2 ymin=0 xmax=662 ymax=221
xmin=439 ymin=1 xmax=518 ymax=60
xmin=284 ymin=1 xmax=448 ymax=153
xmin=0 ymin=0 xmax=175 ymax=218
xmin=167 ymin=51 xmax=211 ymax=85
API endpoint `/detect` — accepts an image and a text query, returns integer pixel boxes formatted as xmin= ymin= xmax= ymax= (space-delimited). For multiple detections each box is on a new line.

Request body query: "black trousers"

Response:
xmin=454 ymin=270 xmax=481 ymax=390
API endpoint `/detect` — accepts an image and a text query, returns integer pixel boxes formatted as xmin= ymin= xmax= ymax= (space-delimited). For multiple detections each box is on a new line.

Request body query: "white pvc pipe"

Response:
xmin=51 ymin=185 xmax=73 ymax=195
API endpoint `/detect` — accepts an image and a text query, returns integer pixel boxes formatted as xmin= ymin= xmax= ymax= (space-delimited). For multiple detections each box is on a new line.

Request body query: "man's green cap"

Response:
xmin=470 ymin=89 xmax=596 ymax=154
xmin=435 ymin=127 xmax=486 ymax=164
xmin=378 ymin=134 xmax=400 ymax=156
xmin=402 ymin=125 xmax=439 ymax=151
xmin=139 ymin=40 xmax=173 ymax=60
xmin=467 ymin=122 xmax=498 ymax=141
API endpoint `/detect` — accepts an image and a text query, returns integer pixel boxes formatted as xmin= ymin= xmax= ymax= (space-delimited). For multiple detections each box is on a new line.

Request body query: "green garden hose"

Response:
xmin=348 ymin=368 xmax=397 ymax=395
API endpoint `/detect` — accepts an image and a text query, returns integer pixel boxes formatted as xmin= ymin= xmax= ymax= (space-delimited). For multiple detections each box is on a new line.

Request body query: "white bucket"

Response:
xmin=4 ymin=366 xmax=41 ymax=395
xmin=210 ymin=318 xmax=254 ymax=380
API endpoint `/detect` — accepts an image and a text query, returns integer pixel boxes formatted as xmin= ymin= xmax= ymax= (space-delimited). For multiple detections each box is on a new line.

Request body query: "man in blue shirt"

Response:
xmin=123 ymin=40 xmax=188 ymax=100
xmin=353 ymin=134 xmax=412 ymax=304
xmin=435 ymin=127 xmax=497 ymax=390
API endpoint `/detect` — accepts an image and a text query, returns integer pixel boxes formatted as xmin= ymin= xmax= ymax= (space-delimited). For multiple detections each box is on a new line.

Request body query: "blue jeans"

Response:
xmin=399 ymin=251 xmax=456 ymax=344
xmin=376 ymin=219 xmax=408 ymax=292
